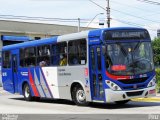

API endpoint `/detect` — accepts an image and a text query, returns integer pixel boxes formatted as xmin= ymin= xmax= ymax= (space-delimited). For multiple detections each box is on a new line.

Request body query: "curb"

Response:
xmin=131 ymin=97 xmax=160 ymax=102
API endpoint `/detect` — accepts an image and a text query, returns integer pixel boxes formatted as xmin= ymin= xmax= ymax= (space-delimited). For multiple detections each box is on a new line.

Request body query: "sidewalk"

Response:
xmin=0 ymin=86 xmax=3 ymax=91
xmin=0 ymin=87 xmax=11 ymax=95
xmin=0 ymin=87 xmax=5 ymax=94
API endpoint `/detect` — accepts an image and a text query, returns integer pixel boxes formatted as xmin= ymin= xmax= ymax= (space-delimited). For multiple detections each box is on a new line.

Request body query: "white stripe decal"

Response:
xmin=39 ymin=69 xmax=52 ymax=98
xmin=34 ymin=70 xmax=45 ymax=97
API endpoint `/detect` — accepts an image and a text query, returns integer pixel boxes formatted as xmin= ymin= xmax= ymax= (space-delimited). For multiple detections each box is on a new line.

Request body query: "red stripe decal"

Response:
xmin=106 ymin=71 xmax=130 ymax=80
xmin=29 ymin=70 xmax=39 ymax=97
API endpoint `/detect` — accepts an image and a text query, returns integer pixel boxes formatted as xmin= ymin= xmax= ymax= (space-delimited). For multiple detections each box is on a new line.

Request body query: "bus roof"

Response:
xmin=2 ymin=37 xmax=58 ymax=51
xmin=2 ymin=27 xmax=147 ymax=51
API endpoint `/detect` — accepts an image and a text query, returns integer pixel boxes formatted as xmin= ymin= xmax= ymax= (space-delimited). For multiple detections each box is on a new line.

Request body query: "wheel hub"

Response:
xmin=77 ymin=90 xmax=86 ymax=102
xmin=25 ymin=86 xmax=30 ymax=98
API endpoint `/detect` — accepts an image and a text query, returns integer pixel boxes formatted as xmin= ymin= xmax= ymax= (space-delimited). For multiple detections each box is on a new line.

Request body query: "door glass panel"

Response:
xmin=97 ymin=47 xmax=101 ymax=70
xmin=93 ymin=74 xmax=97 ymax=97
xmin=98 ymin=74 xmax=103 ymax=98
xmin=13 ymin=55 xmax=17 ymax=72
xmin=91 ymin=48 xmax=96 ymax=70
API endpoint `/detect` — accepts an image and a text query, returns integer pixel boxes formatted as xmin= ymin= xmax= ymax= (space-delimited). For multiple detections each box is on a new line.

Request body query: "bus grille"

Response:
xmin=126 ymin=91 xmax=144 ymax=97
xmin=118 ymin=77 xmax=148 ymax=84
xmin=123 ymin=84 xmax=145 ymax=90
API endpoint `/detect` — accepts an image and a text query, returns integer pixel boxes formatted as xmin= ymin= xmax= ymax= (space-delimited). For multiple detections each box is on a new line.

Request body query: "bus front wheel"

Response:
xmin=23 ymin=83 xmax=33 ymax=101
xmin=72 ymin=86 xmax=88 ymax=106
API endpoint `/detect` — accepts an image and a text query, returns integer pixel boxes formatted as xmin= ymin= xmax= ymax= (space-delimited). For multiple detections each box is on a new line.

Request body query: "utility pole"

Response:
xmin=78 ymin=18 xmax=80 ymax=32
xmin=106 ymin=0 xmax=110 ymax=28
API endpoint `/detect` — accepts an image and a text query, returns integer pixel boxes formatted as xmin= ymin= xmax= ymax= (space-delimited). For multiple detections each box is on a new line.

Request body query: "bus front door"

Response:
xmin=90 ymin=46 xmax=104 ymax=101
xmin=11 ymin=53 xmax=19 ymax=93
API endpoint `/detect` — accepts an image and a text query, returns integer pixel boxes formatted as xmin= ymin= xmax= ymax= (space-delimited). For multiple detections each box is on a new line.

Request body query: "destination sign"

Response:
xmin=104 ymin=30 xmax=150 ymax=40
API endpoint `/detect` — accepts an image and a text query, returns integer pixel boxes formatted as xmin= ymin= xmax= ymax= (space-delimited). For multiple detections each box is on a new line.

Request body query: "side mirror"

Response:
xmin=102 ymin=45 xmax=106 ymax=55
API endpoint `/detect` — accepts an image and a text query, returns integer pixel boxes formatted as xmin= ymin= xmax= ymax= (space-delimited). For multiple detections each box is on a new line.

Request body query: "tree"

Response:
xmin=152 ymin=37 xmax=160 ymax=66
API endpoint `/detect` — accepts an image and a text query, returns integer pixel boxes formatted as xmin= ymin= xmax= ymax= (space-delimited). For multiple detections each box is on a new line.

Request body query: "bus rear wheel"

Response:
xmin=72 ymin=86 xmax=88 ymax=106
xmin=23 ymin=83 xmax=33 ymax=101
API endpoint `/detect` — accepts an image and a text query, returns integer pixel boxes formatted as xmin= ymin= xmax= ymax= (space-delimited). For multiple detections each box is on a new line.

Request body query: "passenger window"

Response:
xmin=37 ymin=45 xmax=51 ymax=66
xmin=20 ymin=49 xmax=24 ymax=67
xmin=24 ymin=47 xmax=36 ymax=67
xmin=2 ymin=51 xmax=11 ymax=68
xmin=51 ymin=42 xmax=67 ymax=66
xmin=68 ymin=39 xmax=86 ymax=65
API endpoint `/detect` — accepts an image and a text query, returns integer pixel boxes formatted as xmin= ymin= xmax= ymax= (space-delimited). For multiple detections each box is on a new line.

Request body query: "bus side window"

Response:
xmin=24 ymin=47 xmax=36 ymax=67
xmin=20 ymin=49 xmax=24 ymax=67
xmin=51 ymin=42 xmax=67 ymax=66
xmin=2 ymin=51 xmax=11 ymax=68
xmin=37 ymin=45 xmax=51 ymax=66
xmin=68 ymin=39 xmax=86 ymax=65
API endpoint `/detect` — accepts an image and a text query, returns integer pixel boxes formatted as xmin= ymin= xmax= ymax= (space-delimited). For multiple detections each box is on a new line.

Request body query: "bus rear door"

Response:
xmin=11 ymin=50 xmax=19 ymax=93
xmin=89 ymin=46 xmax=104 ymax=101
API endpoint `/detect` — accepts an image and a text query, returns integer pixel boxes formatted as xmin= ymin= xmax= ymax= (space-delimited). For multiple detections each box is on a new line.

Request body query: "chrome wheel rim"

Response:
xmin=76 ymin=89 xmax=86 ymax=103
xmin=25 ymin=85 xmax=30 ymax=98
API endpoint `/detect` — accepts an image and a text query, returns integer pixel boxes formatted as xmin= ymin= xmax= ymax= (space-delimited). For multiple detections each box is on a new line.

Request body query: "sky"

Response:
xmin=0 ymin=0 xmax=160 ymax=39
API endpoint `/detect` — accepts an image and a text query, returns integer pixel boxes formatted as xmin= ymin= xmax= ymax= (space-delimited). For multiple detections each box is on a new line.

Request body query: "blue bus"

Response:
xmin=2 ymin=27 xmax=156 ymax=106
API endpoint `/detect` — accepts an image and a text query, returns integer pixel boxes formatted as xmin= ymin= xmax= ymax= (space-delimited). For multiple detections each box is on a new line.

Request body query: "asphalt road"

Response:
xmin=0 ymin=88 xmax=160 ymax=120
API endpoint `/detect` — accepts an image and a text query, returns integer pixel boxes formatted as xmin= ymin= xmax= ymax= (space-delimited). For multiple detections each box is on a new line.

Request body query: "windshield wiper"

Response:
xmin=133 ymin=41 xmax=142 ymax=52
xmin=116 ymin=42 xmax=127 ymax=56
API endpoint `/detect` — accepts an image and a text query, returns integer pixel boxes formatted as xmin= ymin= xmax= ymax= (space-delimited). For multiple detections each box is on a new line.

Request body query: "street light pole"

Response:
xmin=106 ymin=0 xmax=110 ymax=28
xmin=78 ymin=18 xmax=80 ymax=32
xmin=87 ymin=13 xmax=104 ymax=28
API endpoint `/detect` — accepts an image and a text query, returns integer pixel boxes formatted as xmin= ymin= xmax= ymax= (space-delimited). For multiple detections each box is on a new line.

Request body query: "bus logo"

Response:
xmin=133 ymin=84 xmax=137 ymax=89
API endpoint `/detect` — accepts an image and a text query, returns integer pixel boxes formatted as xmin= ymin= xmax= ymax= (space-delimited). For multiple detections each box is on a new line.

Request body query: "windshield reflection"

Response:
xmin=105 ymin=42 xmax=154 ymax=76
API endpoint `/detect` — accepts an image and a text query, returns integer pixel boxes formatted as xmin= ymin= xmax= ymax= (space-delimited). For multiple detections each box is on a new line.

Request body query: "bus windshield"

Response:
xmin=105 ymin=42 xmax=154 ymax=76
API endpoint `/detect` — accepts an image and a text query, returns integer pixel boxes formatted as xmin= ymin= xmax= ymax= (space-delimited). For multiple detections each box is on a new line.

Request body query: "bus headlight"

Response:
xmin=147 ymin=76 xmax=156 ymax=87
xmin=105 ymin=80 xmax=122 ymax=91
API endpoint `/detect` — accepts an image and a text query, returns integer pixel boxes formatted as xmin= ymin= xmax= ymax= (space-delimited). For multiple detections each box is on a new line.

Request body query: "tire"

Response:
xmin=23 ymin=83 xmax=33 ymax=101
xmin=115 ymin=100 xmax=130 ymax=105
xmin=72 ymin=85 xmax=88 ymax=106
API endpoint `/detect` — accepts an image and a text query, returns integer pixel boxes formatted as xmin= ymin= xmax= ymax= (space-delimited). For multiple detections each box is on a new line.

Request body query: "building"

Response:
xmin=0 ymin=20 xmax=93 ymax=47
xmin=0 ymin=20 xmax=94 ymax=86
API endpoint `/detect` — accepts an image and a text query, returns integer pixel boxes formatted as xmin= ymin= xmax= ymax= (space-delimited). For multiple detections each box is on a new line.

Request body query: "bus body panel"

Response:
xmin=56 ymin=66 xmax=91 ymax=101
xmin=105 ymin=85 xmax=156 ymax=102
xmin=57 ymin=31 xmax=89 ymax=42
xmin=2 ymin=69 xmax=14 ymax=93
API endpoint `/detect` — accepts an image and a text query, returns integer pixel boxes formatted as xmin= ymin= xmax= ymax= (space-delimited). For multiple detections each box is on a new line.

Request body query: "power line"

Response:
xmin=0 ymin=14 xmax=100 ymax=24
xmin=89 ymin=0 xmax=106 ymax=11
xmin=111 ymin=0 xmax=160 ymax=14
xmin=112 ymin=18 xmax=157 ymax=31
xmin=0 ymin=14 xmax=88 ymax=21
xmin=111 ymin=8 xmax=160 ymax=23
xmin=89 ymin=0 xmax=160 ymax=23
xmin=137 ymin=0 xmax=160 ymax=5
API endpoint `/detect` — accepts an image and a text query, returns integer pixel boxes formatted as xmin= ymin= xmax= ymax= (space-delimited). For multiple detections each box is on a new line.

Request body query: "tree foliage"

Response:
xmin=152 ymin=37 xmax=160 ymax=66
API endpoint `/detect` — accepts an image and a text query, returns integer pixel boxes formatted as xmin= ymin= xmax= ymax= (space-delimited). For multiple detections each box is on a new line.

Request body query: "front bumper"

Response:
xmin=105 ymin=86 xmax=156 ymax=102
